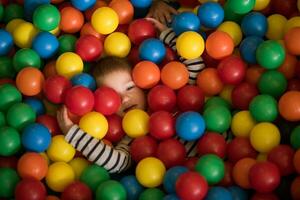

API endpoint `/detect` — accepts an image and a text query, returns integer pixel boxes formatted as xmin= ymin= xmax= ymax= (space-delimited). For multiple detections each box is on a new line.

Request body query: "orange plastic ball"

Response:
xmin=161 ymin=61 xmax=189 ymax=90
xmin=279 ymin=91 xmax=300 ymax=121
xmin=109 ymin=0 xmax=134 ymax=24
xmin=205 ymin=30 xmax=234 ymax=59
xmin=196 ymin=68 xmax=223 ymax=96
xmin=232 ymin=158 xmax=256 ymax=189
xmin=80 ymin=23 xmax=105 ymax=42
xmin=59 ymin=7 xmax=84 ymax=33
xmin=43 ymin=60 xmax=57 ymax=79
xmin=245 ymin=65 xmax=265 ymax=85
xmin=277 ymin=53 xmax=297 ymax=80
xmin=132 ymin=61 xmax=160 ymax=89
xmin=16 ymin=67 xmax=45 ymax=96
xmin=284 ymin=27 xmax=300 ymax=55
xmin=84 ymin=0 xmax=107 ymax=21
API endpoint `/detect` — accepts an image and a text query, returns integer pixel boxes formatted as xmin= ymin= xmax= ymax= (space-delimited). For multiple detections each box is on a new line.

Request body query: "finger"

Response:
xmin=165 ymin=12 xmax=173 ymax=24
xmin=168 ymin=7 xmax=179 ymax=15
xmin=158 ymin=13 xmax=167 ymax=26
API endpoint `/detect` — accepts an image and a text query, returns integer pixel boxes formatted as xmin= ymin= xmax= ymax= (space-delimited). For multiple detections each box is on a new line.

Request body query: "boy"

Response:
xmin=57 ymin=18 xmax=206 ymax=173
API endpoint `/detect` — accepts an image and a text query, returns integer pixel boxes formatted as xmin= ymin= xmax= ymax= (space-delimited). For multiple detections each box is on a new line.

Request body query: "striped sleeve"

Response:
xmin=65 ymin=125 xmax=132 ymax=173
xmin=174 ymin=135 xmax=198 ymax=157
xmin=160 ymin=28 xmax=206 ymax=85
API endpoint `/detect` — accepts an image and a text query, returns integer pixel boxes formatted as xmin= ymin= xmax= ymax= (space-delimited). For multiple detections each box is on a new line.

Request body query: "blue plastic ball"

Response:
xmin=163 ymin=166 xmax=188 ymax=194
xmin=32 ymin=32 xmax=59 ymax=59
xmin=228 ymin=186 xmax=248 ymax=200
xmin=21 ymin=123 xmax=51 ymax=152
xmin=24 ymin=97 xmax=45 ymax=116
xmin=130 ymin=0 xmax=152 ymax=9
xmin=197 ymin=2 xmax=224 ymax=29
xmin=163 ymin=194 xmax=180 ymax=200
xmin=139 ymin=38 xmax=166 ymax=64
xmin=205 ymin=187 xmax=233 ymax=200
xmin=71 ymin=73 xmax=96 ymax=91
xmin=0 ymin=29 xmax=13 ymax=56
xmin=241 ymin=12 xmax=268 ymax=37
xmin=239 ymin=36 xmax=264 ymax=64
xmin=24 ymin=0 xmax=50 ymax=20
xmin=171 ymin=12 xmax=201 ymax=35
xmin=120 ymin=175 xmax=144 ymax=200
xmin=176 ymin=111 xmax=206 ymax=141
xmin=71 ymin=0 xmax=96 ymax=11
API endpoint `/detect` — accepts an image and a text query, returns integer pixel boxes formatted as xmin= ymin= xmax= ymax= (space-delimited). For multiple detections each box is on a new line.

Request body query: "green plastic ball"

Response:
xmin=13 ymin=48 xmax=41 ymax=72
xmin=139 ymin=188 xmax=164 ymax=200
xmin=203 ymin=105 xmax=232 ymax=133
xmin=0 ymin=84 xmax=22 ymax=112
xmin=249 ymin=94 xmax=278 ymax=122
xmin=0 ymin=4 xmax=3 ymax=21
xmin=256 ymin=40 xmax=286 ymax=70
xmin=58 ymin=34 xmax=77 ymax=55
xmin=3 ymin=3 xmax=23 ymax=23
xmin=224 ymin=2 xmax=245 ymax=23
xmin=96 ymin=180 xmax=126 ymax=200
xmin=204 ymin=96 xmax=231 ymax=111
xmin=226 ymin=0 xmax=255 ymax=14
xmin=291 ymin=126 xmax=300 ymax=149
xmin=258 ymin=70 xmax=287 ymax=98
xmin=0 ymin=126 xmax=21 ymax=156
xmin=0 ymin=168 xmax=20 ymax=198
xmin=195 ymin=154 xmax=225 ymax=185
xmin=0 ymin=112 xmax=5 ymax=127
xmin=33 ymin=4 xmax=61 ymax=31
xmin=0 ymin=56 xmax=15 ymax=78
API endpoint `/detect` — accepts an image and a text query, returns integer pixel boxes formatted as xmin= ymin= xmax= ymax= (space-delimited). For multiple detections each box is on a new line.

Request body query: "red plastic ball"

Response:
xmin=94 ymin=86 xmax=121 ymax=116
xmin=227 ymin=137 xmax=257 ymax=163
xmin=184 ymin=157 xmax=198 ymax=171
xmin=15 ymin=179 xmax=47 ymax=200
xmin=149 ymin=111 xmax=175 ymax=140
xmin=219 ymin=161 xmax=234 ymax=187
xmin=175 ymin=171 xmax=208 ymax=200
xmin=249 ymin=161 xmax=281 ymax=193
xmin=128 ymin=46 xmax=141 ymax=66
xmin=130 ymin=135 xmax=158 ymax=163
xmin=231 ymin=82 xmax=259 ymax=110
xmin=177 ymin=85 xmax=205 ymax=112
xmin=61 ymin=181 xmax=92 ymax=200
xmin=156 ymin=138 xmax=186 ymax=169
xmin=147 ymin=85 xmax=177 ymax=112
xmin=104 ymin=114 xmax=125 ymax=144
xmin=160 ymin=47 xmax=178 ymax=67
xmin=75 ymin=35 xmax=103 ymax=62
xmin=128 ymin=19 xmax=156 ymax=45
xmin=36 ymin=114 xmax=60 ymax=136
xmin=43 ymin=75 xmax=72 ymax=104
xmin=64 ymin=86 xmax=94 ymax=116
xmin=288 ymin=79 xmax=300 ymax=91
xmin=0 ymin=156 xmax=18 ymax=169
xmin=217 ymin=55 xmax=247 ymax=85
xmin=271 ymin=0 xmax=298 ymax=18
xmin=291 ymin=176 xmax=300 ymax=200
xmin=196 ymin=132 xmax=227 ymax=159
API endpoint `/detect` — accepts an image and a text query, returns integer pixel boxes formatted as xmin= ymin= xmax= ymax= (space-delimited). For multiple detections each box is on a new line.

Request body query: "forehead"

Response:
xmin=100 ymin=69 xmax=132 ymax=87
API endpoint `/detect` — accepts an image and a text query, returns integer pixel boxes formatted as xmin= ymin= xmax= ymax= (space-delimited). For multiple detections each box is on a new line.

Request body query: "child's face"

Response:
xmin=100 ymin=69 xmax=146 ymax=116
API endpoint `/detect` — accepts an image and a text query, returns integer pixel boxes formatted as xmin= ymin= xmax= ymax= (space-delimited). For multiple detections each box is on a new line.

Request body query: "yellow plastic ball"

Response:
xmin=266 ymin=14 xmax=287 ymax=40
xmin=217 ymin=21 xmax=242 ymax=46
xmin=219 ymin=85 xmax=233 ymax=104
xmin=122 ymin=109 xmax=149 ymax=138
xmin=250 ymin=122 xmax=280 ymax=153
xmin=176 ymin=31 xmax=205 ymax=59
xmin=46 ymin=162 xmax=75 ymax=192
xmin=13 ymin=22 xmax=39 ymax=48
xmin=79 ymin=111 xmax=108 ymax=139
xmin=231 ymin=111 xmax=256 ymax=138
xmin=6 ymin=18 xmax=25 ymax=34
xmin=91 ymin=7 xmax=119 ymax=35
xmin=136 ymin=157 xmax=166 ymax=188
xmin=47 ymin=135 xmax=76 ymax=162
xmin=193 ymin=5 xmax=200 ymax=14
xmin=40 ymin=152 xmax=50 ymax=165
xmin=56 ymin=52 xmax=83 ymax=79
xmin=178 ymin=7 xmax=193 ymax=13
xmin=104 ymin=32 xmax=131 ymax=58
xmin=69 ymin=157 xmax=90 ymax=180
xmin=253 ymin=0 xmax=270 ymax=11
xmin=284 ymin=16 xmax=300 ymax=35
xmin=49 ymin=26 xmax=60 ymax=36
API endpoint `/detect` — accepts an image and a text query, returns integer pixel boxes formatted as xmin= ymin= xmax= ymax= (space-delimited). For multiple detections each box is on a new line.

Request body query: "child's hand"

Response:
xmin=145 ymin=17 xmax=168 ymax=33
xmin=146 ymin=1 xmax=178 ymax=25
xmin=56 ymin=105 xmax=74 ymax=135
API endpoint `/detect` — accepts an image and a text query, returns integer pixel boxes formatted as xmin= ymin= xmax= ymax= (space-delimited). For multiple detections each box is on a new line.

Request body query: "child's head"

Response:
xmin=93 ymin=56 xmax=146 ymax=116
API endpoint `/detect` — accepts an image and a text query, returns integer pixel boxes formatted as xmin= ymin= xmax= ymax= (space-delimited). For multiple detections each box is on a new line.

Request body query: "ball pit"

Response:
xmin=1 ymin=0 xmax=300 ymax=199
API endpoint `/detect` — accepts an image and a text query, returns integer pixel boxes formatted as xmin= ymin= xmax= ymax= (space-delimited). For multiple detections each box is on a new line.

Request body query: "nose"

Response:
xmin=121 ymin=93 xmax=130 ymax=104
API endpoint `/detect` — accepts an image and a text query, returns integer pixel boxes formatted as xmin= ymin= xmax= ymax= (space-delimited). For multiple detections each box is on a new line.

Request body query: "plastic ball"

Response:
xmin=266 ymin=14 xmax=287 ymax=40
xmin=239 ymin=36 xmax=264 ymax=64
xmin=132 ymin=61 xmax=160 ymax=89
xmin=13 ymin=22 xmax=39 ymax=48
xmin=231 ymin=82 xmax=259 ymax=110
xmin=249 ymin=94 xmax=278 ymax=122
xmin=256 ymin=40 xmax=286 ymax=70
xmin=75 ymin=35 xmax=103 ymax=62
xmin=130 ymin=135 xmax=158 ymax=163
xmin=91 ymin=7 xmax=118 ymax=35
xmin=136 ymin=157 xmax=166 ymax=188
xmin=0 ymin=112 xmax=5 ymax=127
xmin=104 ymin=114 xmax=125 ymax=143
xmin=69 ymin=157 xmax=90 ymax=180
xmin=122 ymin=109 xmax=149 ymax=138
xmin=291 ymin=126 xmax=300 ymax=149
xmin=258 ymin=70 xmax=287 ymax=98
xmin=196 ymin=132 xmax=227 ymax=158
xmin=33 ymin=4 xmax=60 ymax=31
xmin=7 ymin=103 xmax=36 ymax=131
xmin=104 ymin=32 xmax=131 ymax=58
xmin=15 ymin=179 xmax=47 ymax=200
xmin=171 ymin=11 xmax=201 ymax=35
xmin=241 ymin=12 xmax=268 ymax=37
xmin=231 ymin=111 xmax=256 ymax=137
xmin=227 ymin=137 xmax=257 ymax=163
xmin=0 ymin=56 xmax=15 ymax=79
xmin=58 ymin=34 xmax=77 ymax=54
xmin=205 ymin=187 xmax=233 ymax=200
xmin=147 ymin=85 xmax=177 ymax=112
xmin=175 ymin=171 xmax=208 ymax=200
xmin=197 ymin=2 xmax=224 ymax=29
xmin=149 ymin=111 xmax=175 ymax=140
xmin=226 ymin=0 xmax=255 ymax=14
xmin=0 ymin=126 xmax=20 ymax=156
xmin=5 ymin=18 xmax=25 ymax=34
xmin=0 ymin=84 xmax=22 ymax=112
xmin=217 ymin=21 xmax=242 ymax=46
xmin=96 ymin=180 xmax=126 ymax=200
xmin=176 ymin=31 xmax=205 ymax=60
xmin=109 ymin=0 xmax=134 ymax=24
xmin=0 ymin=29 xmax=13 ymax=56
xmin=161 ymin=61 xmax=189 ymax=90
xmin=47 ymin=135 xmax=75 ymax=162
xmin=120 ymin=175 xmax=143 ymax=200
xmin=279 ymin=91 xmax=300 ymax=121
xmin=24 ymin=98 xmax=45 ymax=116
xmin=37 ymin=115 xmax=60 ymax=136
xmin=79 ymin=111 xmax=108 ymax=139
xmin=16 ymin=67 xmax=44 ymax=96
xmin=284 ymin=27 xmax=300 ymax=56
xmin=127 ymin=19 xmax=156 ymax=45
xmin=0 ymin=168 xmax=20 ymax=198
xmin=232 ymin=158 xmax=256 ymax=189
xmin=130 ymin=0 xmax=152 ymax=8
xmin=71 ymin=73 xmax=96 ymax=91
xmin=250 ymin=122 xmax=280 ymax=153
xmin=139 ymin=188 xmax=165 ymax=200
xmin=46 ymin=162 xmax=75 ymax=192
xmin=56 ymin=52 xmax=83 ymax=79
xmin=13 ymin=48 xmax=41 ymax=72
xmin=197 ymin=68 xmax=224 ymax=96
xmin=139 ymin=38 xmax=166 ymax=64
xmin=71 ymin=0 xmax=96 ymax=11
xmin=205 ymin=30 xmax=234 ymax=59
xmin=177 ymin=85 xmax=205 ymax=112
xmin=32 ymin=32 xmax=59 ymax=59
xmin=61 ymin=181 xmax=92 ymax=200
xmin=203 ymin=105 xmax=231 ymax=133
xmin=59 ymin=6 xmax=84 ymax=33
xmin=94 ymin=86 xmax=121 ymax=115
xmin=163 ymin=166 xmax=188 ymax=194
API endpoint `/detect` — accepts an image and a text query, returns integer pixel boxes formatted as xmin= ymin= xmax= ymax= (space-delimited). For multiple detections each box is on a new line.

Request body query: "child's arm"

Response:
xmin=146 ymin=0 xmax=179 ymax=25
xmin=57 ymin=106 xmax=132 ymax=173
